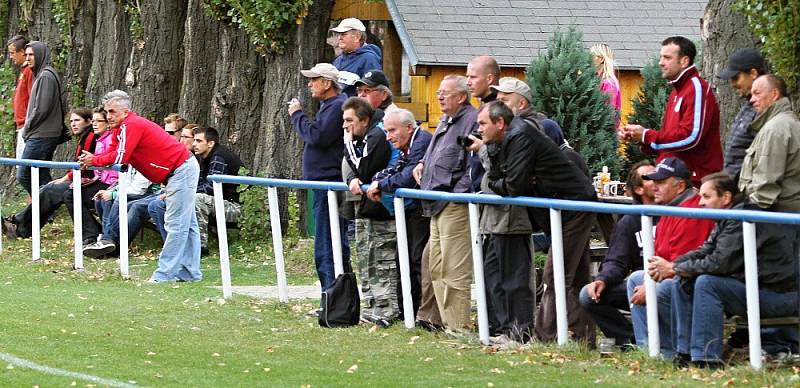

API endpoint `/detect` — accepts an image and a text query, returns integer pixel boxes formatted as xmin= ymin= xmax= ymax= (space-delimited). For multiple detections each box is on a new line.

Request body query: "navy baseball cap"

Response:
xmin=719 ymin=48 xmax=765 ymax=80
xmin=355 ymin=70 xmax=390 ymax=88
xmin=642 ymin=157 xmax=691 ymax=181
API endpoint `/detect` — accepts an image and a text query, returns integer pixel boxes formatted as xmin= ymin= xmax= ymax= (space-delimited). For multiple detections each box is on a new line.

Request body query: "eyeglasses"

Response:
xmin=435 ymin=90 xmax=452 ymax=98
xmin=357 ymin=87 xmax=375 ymax=95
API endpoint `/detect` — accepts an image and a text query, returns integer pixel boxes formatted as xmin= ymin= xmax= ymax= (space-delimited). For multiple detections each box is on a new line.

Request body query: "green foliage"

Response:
xmin=50 ymin=0 xmax=74 ymax=72
xmin=122 ymin=0 xmax=144 ymax=42
xmin=0 ymin=63 xmax=18 ymax=155
xmin=202 ymin=0 xmax=312 ymax=55
xmin=624 ymin=56 xmax=670 ymax=170
xmin=735 ymin=0 xmax=799 ymax=89
xmin=526 ymin=26 xmax=620 ymax=175
xmin=237 ymin=168 xmax=270 ymax=243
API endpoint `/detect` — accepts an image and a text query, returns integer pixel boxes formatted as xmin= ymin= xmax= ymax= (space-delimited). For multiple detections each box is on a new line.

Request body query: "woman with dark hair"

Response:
xmin=2 ymin=107 xmax=98 ymax=239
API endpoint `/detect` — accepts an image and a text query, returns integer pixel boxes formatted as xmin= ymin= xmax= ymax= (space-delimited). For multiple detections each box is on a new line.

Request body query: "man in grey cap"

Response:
xmin=330 ymin=17 xmax=382 ymax=97
xmin=288 ymin=63 xmax=352 ymax=295
xmin=717 ymin=48 xmax=767 ymax=181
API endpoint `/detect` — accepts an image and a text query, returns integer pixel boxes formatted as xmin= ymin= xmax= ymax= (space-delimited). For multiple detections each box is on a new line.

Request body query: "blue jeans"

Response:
xmin=150 ymin=157 xmax=202 ymax=282
xmin=312 ymin=190 xmax=351 ymax=290
xmin=17 ymin=137 xmax=60 ymax=195
xmin=627 ymin=270 xmax=676 ymax=358
xmin=96 ymin=193 xmax=155 ymax=243
xmin=673 ymin=275 xmax=798 ymax=362
xmin=147 ymin=197 xmax=168 ymax=241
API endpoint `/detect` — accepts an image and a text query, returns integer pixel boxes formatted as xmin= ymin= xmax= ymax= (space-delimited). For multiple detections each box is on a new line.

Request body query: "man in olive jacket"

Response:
xmin=670 ymin=172 xmax=797 ymax=367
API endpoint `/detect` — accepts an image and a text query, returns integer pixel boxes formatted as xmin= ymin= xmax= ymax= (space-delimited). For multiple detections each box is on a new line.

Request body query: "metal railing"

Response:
xmin=2 ymin=159 xmax=798 ymax=371
xmin=0 ymin=158 xmax=127 ymax=276
xmin=207 ymin=174 xmax=800 ymax=371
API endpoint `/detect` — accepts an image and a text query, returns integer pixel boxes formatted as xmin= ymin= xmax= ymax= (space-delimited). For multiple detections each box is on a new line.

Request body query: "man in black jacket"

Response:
xmin=341 ymin=97 xmax=397 ymax=326
xmin=579 ymin=160 xmax=656 ymax=347
xmin=481 ymin=101 xmax=597 ymax=342
xmin=670 ymin=172 xmax=797 ymax=368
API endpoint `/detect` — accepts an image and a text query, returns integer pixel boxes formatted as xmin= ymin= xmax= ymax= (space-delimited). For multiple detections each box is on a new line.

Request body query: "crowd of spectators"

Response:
xmin=5 ymin=20 xmax=799 ymax=368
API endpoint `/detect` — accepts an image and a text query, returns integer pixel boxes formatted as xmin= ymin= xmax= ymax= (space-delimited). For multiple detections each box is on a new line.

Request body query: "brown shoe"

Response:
xmin=2 ymin=218 xmax=19 ymax=240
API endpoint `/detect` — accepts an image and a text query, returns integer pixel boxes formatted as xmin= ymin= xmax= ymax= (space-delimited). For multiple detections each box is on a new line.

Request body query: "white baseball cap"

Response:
xmin=300 ymin=63 xmax=340 ymax=81
xmin=330 ymin=18 xmax=366 ymax=33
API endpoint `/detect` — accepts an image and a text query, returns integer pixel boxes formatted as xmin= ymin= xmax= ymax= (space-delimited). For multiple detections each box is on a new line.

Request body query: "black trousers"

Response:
xmin=64 ymin=180 xmax=108 ymax=244
xmin=14 ymin=181 xmax=71 ymax=238
xmin=483 ymin=234 xmax=534 ymax=341
xmin=396 ymin=206 xmax=429 ymax=318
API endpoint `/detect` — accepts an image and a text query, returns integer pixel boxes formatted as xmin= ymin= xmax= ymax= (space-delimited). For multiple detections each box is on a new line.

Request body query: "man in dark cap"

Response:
xmin=718 ymin=48 xmax=767 ymax=181
xmin=355 ymin=70 xmax=397 ymax=115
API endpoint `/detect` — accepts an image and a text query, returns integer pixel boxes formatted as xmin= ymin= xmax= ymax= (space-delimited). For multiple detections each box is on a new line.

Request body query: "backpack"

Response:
xmin=318 ymin=273 xmax=360 ymax=328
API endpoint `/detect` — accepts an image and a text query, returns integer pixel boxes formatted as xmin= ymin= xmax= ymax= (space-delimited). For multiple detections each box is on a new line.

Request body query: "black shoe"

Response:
xmin=692 ymin=360 xmax=724 ymax=370
xmin=416 ymin=319 xmax=444 ymax=332
xmin=673 ymin=353 xmax=691 ymax=369
xmin=360 ymin=313 xmax=391 ymax=328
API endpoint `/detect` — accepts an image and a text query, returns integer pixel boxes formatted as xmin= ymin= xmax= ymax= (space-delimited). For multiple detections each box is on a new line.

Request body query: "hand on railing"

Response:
xmin=78 ymin=151 xmax=95 ymax=169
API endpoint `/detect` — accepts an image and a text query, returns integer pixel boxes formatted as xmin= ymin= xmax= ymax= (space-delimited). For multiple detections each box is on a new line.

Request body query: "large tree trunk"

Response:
xmin=2 ymin=0 xmax=334 ymax=232
xmin=701 ymin=0 xmax=760 ymax=143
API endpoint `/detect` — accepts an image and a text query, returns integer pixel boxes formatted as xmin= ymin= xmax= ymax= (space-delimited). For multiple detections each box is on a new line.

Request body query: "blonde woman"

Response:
xmin=591 ymin=44 xmax=622 ymax=124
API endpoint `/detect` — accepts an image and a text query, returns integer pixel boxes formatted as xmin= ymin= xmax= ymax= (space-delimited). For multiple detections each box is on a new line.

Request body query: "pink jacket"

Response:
xmin=94 ymin=130 xmax=118 ymax=185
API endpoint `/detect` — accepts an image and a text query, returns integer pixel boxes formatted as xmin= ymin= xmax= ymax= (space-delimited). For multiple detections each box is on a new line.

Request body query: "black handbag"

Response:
xmin=319 ymin=272 xmax=360 ymax=328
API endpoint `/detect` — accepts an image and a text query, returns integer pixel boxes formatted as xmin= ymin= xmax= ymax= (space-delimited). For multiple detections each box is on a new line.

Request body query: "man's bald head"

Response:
xmin=466 ymin=55 xmax=500 ymax=99
xmin=751 ymin=74 xmax=788 ymax=113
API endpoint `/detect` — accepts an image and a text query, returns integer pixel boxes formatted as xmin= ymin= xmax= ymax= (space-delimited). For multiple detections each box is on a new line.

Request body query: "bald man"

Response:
xmin=739 ymin=74 xmax=800 ymax=213
xmin=465 ymin=55 xmax=500 ymax=192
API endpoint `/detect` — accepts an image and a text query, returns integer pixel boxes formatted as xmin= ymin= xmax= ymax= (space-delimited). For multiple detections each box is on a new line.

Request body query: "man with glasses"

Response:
xmin=163 ymin=113 xmax=187 ymax=144
xmin=330 ymin=17 xmax=382 ymax=97
xmin=355 ymin=70 xmax=397 ymax=115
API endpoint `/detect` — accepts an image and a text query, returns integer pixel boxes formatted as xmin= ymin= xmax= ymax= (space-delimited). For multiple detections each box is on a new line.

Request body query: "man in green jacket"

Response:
xmin=739 ymin=74 xmax=800 ymax=213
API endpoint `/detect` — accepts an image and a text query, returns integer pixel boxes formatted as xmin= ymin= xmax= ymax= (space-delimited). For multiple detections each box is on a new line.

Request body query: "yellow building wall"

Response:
xmin=331 ymin=0 xmax=390 ymax=20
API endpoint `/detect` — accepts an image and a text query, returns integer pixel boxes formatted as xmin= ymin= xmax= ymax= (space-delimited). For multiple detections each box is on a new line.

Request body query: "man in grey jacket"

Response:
xmin=17 ymin=41 xmax=64 ymax=195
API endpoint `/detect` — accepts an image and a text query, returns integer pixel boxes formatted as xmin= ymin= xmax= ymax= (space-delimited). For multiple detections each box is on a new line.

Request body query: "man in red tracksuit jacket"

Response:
xmin=79 ymin=90 xmax=202 ymax=283
xmin=621 ymin=36 xmax=722 ymax=188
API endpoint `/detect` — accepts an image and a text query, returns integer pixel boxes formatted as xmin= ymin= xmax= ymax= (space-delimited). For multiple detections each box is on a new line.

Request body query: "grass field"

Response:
xmin=1 ymin=198 xmax=799 ymax=386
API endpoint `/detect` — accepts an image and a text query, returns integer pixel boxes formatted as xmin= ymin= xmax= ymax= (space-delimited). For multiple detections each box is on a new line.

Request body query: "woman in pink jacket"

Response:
xmin=591 ymin=43 xmax=622 ymax=128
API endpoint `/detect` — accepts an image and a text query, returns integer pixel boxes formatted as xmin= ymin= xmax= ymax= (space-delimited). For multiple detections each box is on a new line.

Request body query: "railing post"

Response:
xmin=267 ymin=187 xmax=288 ymax=303
xmin=117 ymin=170 xmax=129 ymax=278
xmin=549 ymin=208 xmax=568 ymax=345
xmin=72 ymin=170 xmax=83 ymax=270
xmin=641 ymin=215 xmax=660 ymax=358
xmin=31 ymin=166 xmax=40 ymax=262
xmin=742 ymin=221 xmax=762 ymax=370
xmin=0 ymin=189 xmax=5 ymax=254
xmin=327 ymin=190 xmax=344 ymax=277
xmin=214 ymin=181 xmax=232 ymax=299
xmin=393 ymin=196 xmax=415 ymax=329
xmin=468 ymin=203 xmax=490 ymax=345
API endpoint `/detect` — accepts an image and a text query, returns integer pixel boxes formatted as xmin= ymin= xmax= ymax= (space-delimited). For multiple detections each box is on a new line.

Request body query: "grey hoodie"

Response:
xmin=22 ymin=41 xmax=64 ymax=140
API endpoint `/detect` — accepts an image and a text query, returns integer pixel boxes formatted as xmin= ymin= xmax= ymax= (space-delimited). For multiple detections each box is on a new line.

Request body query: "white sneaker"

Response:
xmin=83 ymin=240 xmax=117 ymax=258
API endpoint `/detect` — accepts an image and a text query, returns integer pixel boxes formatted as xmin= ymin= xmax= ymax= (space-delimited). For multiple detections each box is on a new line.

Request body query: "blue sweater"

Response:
xmin=333 ymin=43 xmax=382 ymax=97
xmin=291 ymin=93 xmax=347 ymax=181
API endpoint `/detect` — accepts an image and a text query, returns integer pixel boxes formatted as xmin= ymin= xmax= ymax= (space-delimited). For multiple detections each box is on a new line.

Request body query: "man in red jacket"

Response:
xmin=7 ymin=35 xmax=33 ymax=160
xmin=79 ymin=90 xmax=201 ymax=283
xmin=620 ymin=36 xmax=722 ymax=188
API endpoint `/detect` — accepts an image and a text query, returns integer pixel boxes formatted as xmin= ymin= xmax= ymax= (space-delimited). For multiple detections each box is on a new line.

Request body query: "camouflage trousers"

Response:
xmin=355 ymin=218 xmax=399 ymax=320
xmin=195 ymin=193 xmax=241 ymax=248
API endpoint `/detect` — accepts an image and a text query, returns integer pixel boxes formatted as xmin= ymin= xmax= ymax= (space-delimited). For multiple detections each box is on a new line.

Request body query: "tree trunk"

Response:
xmin=701 ymin=0 xmax=760 ymax=142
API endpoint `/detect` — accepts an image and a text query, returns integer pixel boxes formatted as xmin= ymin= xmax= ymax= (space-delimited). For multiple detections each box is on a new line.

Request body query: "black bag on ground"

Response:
xmin=319 ymin=272 xmax=360 ymax=328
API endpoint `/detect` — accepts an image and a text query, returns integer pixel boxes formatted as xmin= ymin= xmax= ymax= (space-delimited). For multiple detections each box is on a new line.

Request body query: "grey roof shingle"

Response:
xmin=385 ymin=0 xmax=706 ymax=69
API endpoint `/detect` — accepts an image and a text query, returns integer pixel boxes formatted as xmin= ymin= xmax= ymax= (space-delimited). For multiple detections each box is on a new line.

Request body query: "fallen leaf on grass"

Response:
xmin=489 ymin=368 xmax=505 ymax=374
xmin=263 ymin=368 xmax=271 ymax=372
xmin=722 ymin=378 xmax=735 ymax=386
xmin=212 ymin=353 xmax=221 ymax=357
xmin=487 ymin=383 xmax=495 ymax=387
xmin=423 ymin=357 xmax=433 ymax=362
xmin=628 ymin=361 xmax=640 ymax=376
xmin=368 ymin=325 xmax=378 ymax=334
xmin=147 ymin=352 xmax=156 ymax=356
xmin=347 ymin=364 xmax=358 ymax=373
xmin=407 ymin=336 xmax=420 ymax=345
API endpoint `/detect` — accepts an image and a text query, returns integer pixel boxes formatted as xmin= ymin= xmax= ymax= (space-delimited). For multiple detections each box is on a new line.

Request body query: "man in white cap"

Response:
xmin=330 ymin=17 xmax=382 ymax=97
xmin=288 ymin=63 xmax=352 ymax=295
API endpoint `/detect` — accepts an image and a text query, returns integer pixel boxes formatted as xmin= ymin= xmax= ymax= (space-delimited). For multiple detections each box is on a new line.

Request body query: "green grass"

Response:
xmin=0 ymin=198 xmax=799 ymax=386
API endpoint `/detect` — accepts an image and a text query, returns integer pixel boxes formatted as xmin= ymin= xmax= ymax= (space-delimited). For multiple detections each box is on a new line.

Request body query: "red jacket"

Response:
xmin=641 ymin=66 xmax=722 ymax=187
xmin=13 ymin=66 xmax=33 ymax=129
xmin=654 ymin=194 xmax=716 ymax=262
xmin=93 ymin=112 xmax=190 ymax=184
